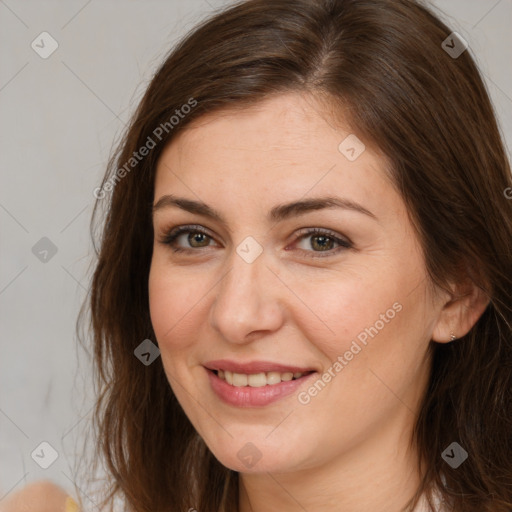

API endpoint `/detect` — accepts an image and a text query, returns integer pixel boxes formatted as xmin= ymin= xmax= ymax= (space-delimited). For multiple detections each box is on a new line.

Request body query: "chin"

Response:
xmin=217 ymin=453 xmax=296 ymax=474
xmin=204 ymin=435 xmax=307 ymax=474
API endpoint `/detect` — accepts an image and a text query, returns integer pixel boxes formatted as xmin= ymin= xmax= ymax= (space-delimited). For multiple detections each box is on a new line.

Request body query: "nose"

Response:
xmin=209 ymin=246 xmax=285 ymax=344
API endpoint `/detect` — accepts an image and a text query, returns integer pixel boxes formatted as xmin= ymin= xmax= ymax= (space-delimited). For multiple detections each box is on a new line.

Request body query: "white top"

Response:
xmin=413 ymin=490 xmax=447 ymax=512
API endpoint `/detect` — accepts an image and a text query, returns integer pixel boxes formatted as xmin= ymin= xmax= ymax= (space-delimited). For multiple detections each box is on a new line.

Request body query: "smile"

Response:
xmin=215 ymin=369 xmax=312 ymax=387
xmin=204 ymin=362 xmax=318 ymax=407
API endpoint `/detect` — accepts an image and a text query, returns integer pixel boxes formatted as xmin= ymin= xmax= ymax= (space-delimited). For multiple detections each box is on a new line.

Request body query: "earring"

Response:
xmin=449 ymin=332 xmax=457 ymax=341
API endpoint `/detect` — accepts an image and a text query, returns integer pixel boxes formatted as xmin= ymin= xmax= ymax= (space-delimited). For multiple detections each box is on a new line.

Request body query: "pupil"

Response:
xmin=313 ymin=235 xmax=332 ymax=251
xmin=190 ymin=233 xmax=207 ymax=247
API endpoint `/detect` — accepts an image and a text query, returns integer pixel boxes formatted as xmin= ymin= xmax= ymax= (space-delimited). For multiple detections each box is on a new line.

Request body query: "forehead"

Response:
xmin=154 ymin=92 xmax=400 ymax=221
xmin=161 ymin=92 xmax=360 ymax=164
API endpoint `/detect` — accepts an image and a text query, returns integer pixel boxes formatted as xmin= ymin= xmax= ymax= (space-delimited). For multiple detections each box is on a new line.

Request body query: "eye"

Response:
xmin=157 ymin=224 xmax=353 ymax=258
xmin=158 ymin=224 xmax=217 ymax=253
xmin=290 ymin=227 xmax=353 ymax=258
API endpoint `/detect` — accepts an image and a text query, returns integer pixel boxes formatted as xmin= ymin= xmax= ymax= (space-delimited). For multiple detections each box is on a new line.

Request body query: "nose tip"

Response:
xmin=209 ymin=247 xmax=284 ymax=344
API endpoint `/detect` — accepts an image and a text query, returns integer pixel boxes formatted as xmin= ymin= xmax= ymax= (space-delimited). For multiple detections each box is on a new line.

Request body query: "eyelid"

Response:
xmin=293 ymin=227 xmax=352 ymax=246
xmin=157 ymin=224 xmax=217 ymax=246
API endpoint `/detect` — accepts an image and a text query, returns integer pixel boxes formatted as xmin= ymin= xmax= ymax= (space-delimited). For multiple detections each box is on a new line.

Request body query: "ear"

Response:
xmin=431 ymin=276 xmax=490 ymax=343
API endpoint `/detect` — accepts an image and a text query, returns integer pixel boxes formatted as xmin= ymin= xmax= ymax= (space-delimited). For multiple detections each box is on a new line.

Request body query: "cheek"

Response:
xmin=313 ymin=278 xmax=430 ymax=406
xmin=286 ymin=268 xmax=402 ymax=362
xmin=148 ymin=259 xmax=205 ymax=351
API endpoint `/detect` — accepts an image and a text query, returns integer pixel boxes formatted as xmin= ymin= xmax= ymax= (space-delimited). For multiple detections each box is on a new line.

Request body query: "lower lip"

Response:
xmin=205 ymin=368 xmax=316 ymax=407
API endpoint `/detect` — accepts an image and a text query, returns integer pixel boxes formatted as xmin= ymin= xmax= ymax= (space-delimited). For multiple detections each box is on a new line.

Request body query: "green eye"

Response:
xmin=159 ymin=225 xmax=215 ymax=252
xmin=292 ymin=228 xmax=352 ymax=258
xmin=159 ymin=225 xmax=353 ymax=258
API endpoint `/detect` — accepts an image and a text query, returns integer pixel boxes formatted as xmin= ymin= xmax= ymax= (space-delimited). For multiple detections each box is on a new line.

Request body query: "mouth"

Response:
xmin=203 ymin=360 xmax=318 ymax=407
xmin=210 ymin=368 xmax=315 ymax=387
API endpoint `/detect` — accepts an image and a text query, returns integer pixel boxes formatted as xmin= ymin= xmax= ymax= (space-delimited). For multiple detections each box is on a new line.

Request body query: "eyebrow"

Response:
xmin=152 ymin=194 xmax=377 ymax=224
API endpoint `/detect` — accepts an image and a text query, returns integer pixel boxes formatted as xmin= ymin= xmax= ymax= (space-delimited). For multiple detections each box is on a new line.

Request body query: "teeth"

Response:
xmin=217 ymin=370 xmax=307 ymax=387
xmin=232 ymin=373 xmax=248 ymax=386
xmin=266 ymin=371 xmax=282 ymax=385
xmin=248 ymin=373 xmax=267 ymax=387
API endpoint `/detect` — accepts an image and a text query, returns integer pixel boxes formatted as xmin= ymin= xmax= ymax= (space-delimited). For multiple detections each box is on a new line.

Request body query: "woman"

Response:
xmin=75 ymin=0 xmax=512 ymax=511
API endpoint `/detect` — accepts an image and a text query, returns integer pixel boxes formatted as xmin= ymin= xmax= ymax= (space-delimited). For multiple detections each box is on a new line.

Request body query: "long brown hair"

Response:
xmin=76 ymin=0 xmax=512 ymax=510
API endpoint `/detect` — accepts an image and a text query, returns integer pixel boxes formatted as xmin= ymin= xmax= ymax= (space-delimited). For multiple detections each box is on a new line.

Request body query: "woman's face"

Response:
xmin=149 ymin=92 xmax=448 ymax=473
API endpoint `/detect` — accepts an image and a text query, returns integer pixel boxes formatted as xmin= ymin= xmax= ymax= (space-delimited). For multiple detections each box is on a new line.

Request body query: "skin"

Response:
xmin=0 ymin=481 xmax=75 ymax=512
xmin=149 ymin=91 xmax=489 ymax=512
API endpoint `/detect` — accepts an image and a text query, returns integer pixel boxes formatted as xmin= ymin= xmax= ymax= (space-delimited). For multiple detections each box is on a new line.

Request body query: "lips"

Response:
xmin=203 ymin=359 xmax=318 ymax=407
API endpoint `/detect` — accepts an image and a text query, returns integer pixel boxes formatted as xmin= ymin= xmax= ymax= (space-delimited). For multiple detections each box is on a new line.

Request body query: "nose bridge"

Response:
xmin=210 ymin=244 xmax=283 ymax=343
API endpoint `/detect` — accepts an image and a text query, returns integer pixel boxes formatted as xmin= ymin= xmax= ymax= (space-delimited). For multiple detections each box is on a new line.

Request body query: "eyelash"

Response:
xmin=157 ymin=224 xmax=353 ymax=258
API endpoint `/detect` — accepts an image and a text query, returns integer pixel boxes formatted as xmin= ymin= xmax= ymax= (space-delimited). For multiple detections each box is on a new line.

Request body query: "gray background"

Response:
xmin=1 ymin=0 xmax=511 ymax=508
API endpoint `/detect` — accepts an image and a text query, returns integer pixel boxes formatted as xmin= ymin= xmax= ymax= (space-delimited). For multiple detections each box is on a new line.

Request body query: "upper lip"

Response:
xmin=203 ymin=359 xmax=317 ymax=374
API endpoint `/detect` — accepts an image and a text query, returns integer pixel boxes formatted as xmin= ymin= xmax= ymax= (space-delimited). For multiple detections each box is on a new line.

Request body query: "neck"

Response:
xmin=238 ymin=409 xmax=423 ymax=512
